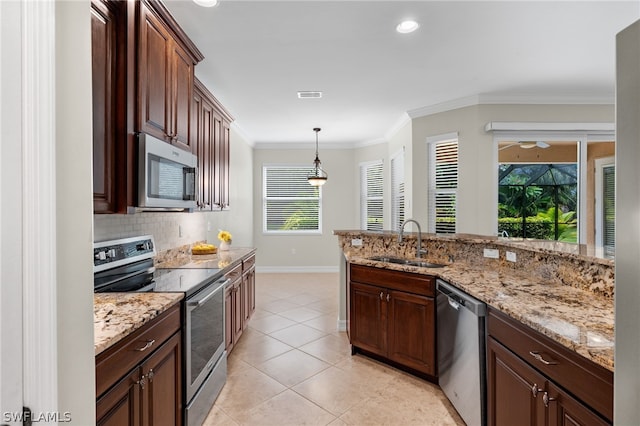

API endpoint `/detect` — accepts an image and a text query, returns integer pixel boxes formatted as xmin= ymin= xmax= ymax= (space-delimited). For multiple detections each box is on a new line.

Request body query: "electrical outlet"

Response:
xmin=179 ymin=225 xmax=183 ymax=238
xmin=483 ymin=248 xmax=499 ymax=259
xmin=351 ymin=238 xmax=363 ymax=247
xmin=207 ymin=222 xmax=211 ymax=231
xmin=506 ymin=251 xmax=517 ymax=262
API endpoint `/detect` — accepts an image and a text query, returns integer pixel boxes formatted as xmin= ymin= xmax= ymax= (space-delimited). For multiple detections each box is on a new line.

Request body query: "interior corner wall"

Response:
xmin=253 ymin=147 xmax=355 ymax=270
xmin=411 ymin=104 xmax=614 ymax=236
xmin=55 ymin=1 xmax=96 ymax=423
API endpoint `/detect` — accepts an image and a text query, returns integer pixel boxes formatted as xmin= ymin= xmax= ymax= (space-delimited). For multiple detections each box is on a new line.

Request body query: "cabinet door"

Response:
xmin=96 ymin=368 xmax=142 ymax=426
xmin=170 ymin=41 xmax=193 ymax=151
xmin=91 ymin=0 xmax=120 ymax=213
xmin=138 ymin=3 xmax=170 ymax=141
xmin=487 ymin=337 xmax=546 ymax=426
xmin=350 ymin=281 xmax=386 ymax=356
xmin=142 ymin=332 xmax=182 ymax=426
xmin=224 ymin=284 xmax=234 ymax=352
xmin=242 ymin=267 xmax=255 ymax=326
xmin=546 ymin=382 xmax=610 ymax=426
xmin=194 ymin=90 xmax=214 ymax=210
xmin=219 ymin=120 xmax=231 ymax=210
xmin=387 ymin=290 xmax=435 ymax=376
xmin=233 ymin=278 xmax=243 ymax=343
xmin=211 ymin=112 xmax=223 ymax=210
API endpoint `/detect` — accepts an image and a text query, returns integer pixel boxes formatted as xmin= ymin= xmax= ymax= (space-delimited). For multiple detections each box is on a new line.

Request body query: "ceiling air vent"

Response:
xmin=297 ymin=91 xmax=322 ymax=99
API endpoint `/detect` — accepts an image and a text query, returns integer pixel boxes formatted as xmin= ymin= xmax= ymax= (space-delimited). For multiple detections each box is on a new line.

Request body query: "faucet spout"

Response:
xmin=398 ymin=219 xmax=426 ymax=258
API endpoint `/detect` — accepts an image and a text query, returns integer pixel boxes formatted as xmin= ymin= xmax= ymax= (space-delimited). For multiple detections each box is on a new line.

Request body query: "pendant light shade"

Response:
xmin=308 ymin=127 xmax=328 ymax=186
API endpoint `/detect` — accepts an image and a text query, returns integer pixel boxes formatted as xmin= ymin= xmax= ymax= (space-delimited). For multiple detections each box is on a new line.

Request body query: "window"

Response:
xmin=360 ymin=161 xmax=383 ymax=231
xmin=595 ymin=157 xmax=615 ymax=258
xmin=263 ymin=165 xmax=321 ymax=233
xmin=391 ymin=151 xmax=405 ymax=231
xmin=428 ymin=137 xmax=458 ymax=233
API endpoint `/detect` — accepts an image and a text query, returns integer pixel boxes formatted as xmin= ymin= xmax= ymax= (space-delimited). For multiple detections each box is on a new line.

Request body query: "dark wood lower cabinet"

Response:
xmin=97 ymin=368 xmax=142 ymax=426
xmin=349 ymin=264 xmax=436 ymax=378
xmin=96 ymin=304 xmax=182 ymax=426
xmin=487 ymin=307 xmax=612 ymax=426
xmin=225 ymin=254 xmax=256 ymax=353
xmin=487 ymin=336 xmax=546 ymax=426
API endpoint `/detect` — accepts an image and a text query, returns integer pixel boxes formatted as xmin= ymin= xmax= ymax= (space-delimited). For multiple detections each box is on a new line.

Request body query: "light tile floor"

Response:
xmin=203 ymin=272 xmax=465 ymax=426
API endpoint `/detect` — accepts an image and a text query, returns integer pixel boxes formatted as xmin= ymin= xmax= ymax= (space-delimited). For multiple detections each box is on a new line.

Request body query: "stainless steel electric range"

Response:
xmin=93 ymin=235 xmax=227 ymax=426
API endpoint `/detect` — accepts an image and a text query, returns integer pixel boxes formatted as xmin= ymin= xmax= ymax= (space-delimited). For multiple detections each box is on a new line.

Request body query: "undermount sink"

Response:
xmin=368 ymin=255 xmax=446 ymax=268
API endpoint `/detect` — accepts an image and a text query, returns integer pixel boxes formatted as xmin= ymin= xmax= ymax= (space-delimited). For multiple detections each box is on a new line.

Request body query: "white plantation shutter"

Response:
xmin=360 ymin=161 xmax=384 ymax=230
xmin=391 ymin=151 xmax=405 ymax=231
xmin=602 ymin=165 xmax=615 ymax=258
xmin=263 ymin=165 xmax=321 ymax=233
xmin=428 ymin=138 xmax=458 ymax=234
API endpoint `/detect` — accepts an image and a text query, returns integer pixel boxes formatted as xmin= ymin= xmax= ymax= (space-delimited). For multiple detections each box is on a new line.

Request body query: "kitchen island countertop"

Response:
xmin=94 ymin=292 xmax=183 ymax=355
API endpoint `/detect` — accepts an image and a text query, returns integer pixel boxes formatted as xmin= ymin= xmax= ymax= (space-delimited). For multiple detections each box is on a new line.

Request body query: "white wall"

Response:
xmin=411 ymin=104 xmax=614 ymax=236
xmin=389 ymin=119 xmax=413 ymax=225
xmin=56 ymin=1 xmax=95 ymax=423
xmin=614 ymin=19 xmax=640 ymax=423
xmin=253 ymin=147 xmax=355 ymax=270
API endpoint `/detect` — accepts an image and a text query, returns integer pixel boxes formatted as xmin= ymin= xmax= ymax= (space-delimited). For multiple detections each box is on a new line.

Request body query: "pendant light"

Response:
xmin=307 ymin=127 xmax=328 ymax=186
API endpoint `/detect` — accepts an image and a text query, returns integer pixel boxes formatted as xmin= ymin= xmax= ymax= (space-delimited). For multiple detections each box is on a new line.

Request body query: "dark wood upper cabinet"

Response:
xmin=193 ymin=78 xmax=234 ymax=211
xmin=137 ymin=0 xmax=203 ymax=151
xmin=91 ymin=0 xmax=125 ymax=213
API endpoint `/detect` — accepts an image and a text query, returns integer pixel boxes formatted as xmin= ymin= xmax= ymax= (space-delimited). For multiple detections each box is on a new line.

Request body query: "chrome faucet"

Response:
xmin=398 ymin=219 xmax=427 ymax=258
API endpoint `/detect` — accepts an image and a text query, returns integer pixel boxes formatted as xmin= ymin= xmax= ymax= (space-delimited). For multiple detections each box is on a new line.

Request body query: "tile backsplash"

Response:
xmin=94 ymin=211 xmax=219 ymax=252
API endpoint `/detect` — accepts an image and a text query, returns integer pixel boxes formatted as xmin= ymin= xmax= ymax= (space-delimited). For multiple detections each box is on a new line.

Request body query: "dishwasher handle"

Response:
xmin=436 ymin=279 xmax=487 ymax=317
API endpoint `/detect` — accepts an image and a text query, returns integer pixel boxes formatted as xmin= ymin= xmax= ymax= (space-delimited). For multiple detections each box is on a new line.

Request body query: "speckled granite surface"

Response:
xmin=335 ymin=230 xmax=614 ymax=372
xmin=155 ymin=246 xmax=256 ymax=270
xmin=94 ymin=292 xmax=183 ymax=355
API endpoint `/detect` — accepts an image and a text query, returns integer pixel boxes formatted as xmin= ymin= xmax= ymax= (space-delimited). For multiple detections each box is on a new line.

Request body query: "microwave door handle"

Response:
xmin=188 ymin=278 xmax=230 ymax=307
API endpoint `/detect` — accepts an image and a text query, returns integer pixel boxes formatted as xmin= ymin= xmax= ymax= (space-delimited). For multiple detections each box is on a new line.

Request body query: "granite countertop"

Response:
xmin=348 ymin=255 xmax=614 ymax=372
xmin=94 ymin=292 xmax=184 ymax=356
xmin=155 ymin=247 xmax=256 ymax=270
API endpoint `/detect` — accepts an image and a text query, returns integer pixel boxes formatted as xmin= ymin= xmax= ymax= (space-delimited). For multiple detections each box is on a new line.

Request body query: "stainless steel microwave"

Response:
xmin=138 ymin=133 xmax=197 ymax=209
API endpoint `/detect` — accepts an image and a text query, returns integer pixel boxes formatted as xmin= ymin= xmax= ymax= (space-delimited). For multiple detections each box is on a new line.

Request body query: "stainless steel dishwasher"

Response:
xmin=436 ymin=279 xmax=487 ymax=426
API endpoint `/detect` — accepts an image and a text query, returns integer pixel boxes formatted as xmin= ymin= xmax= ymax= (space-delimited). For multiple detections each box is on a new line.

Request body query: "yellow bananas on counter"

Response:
xmin=191 ymin=243 xmax=217 ymax=255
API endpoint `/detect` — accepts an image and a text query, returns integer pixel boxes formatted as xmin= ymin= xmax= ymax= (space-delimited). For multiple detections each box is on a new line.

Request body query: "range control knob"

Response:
xmin=107 ymin=249 xmax=117 ymax=258
xmin=95 ymin=251 xmax=107 ymax=261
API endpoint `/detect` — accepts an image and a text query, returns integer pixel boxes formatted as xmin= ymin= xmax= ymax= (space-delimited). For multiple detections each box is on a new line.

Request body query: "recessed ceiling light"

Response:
xmin=193 ymin=0 xmax=218 ymax=7
xmin=396 ymin=20 xmax=419 ymax=34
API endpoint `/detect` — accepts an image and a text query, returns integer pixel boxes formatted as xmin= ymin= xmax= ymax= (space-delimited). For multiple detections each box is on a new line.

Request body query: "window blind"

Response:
xmin=602 ymin=165 xmax=615 ymax=258
xmin=428 ymin=139 xmax=458 ymax=234
xmin=391 ymin=152 xmax=405 ymax=231
xmin=360 ymin=161 xmax=384 ymax=231
xmin=263 ymin=165 xmax=321 ymax=233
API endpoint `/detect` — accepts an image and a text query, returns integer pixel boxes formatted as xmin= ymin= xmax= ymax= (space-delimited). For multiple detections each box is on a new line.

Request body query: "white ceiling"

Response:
xmin=164 ymin=0 xmax=639 ymax=146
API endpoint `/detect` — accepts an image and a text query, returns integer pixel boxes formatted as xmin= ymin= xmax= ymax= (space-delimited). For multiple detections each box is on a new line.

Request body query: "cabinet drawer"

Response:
xmin=487 ymin=308 xmax=613 ymax=422
xmin=225 ymin=263 xmax=242 ymax=281
xmin=350 ymin=263 xmax=434 ymax=297
xmin=96 ymin=303 xmax=181 ymax=397
xmin=243 ymin=254 xmax=255 ymax=272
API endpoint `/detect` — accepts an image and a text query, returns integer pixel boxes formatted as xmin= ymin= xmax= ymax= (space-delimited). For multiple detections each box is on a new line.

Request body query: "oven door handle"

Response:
xmin=188 ymin=278 xmax=230 ymax=307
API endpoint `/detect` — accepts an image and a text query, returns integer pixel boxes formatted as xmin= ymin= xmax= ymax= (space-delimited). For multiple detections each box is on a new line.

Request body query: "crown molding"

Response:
xmin=408 ymin=93 xmax=615 ymax=119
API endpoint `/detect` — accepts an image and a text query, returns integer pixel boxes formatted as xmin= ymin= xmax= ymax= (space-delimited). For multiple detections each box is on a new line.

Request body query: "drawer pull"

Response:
xmin=386 ymin=293 xmax=391 ymax=302
xmin=531 ymin=383 xmax=543 ymax=397
xmin=543 ymin=392 xmax=556 ymax=408
xmin=380 ymin=291 xmax=384 ymax=300
xmin=529 ymin=351 xmax=557 ymax=365
xmin=136 ymin=339 xmax=155 ymax=352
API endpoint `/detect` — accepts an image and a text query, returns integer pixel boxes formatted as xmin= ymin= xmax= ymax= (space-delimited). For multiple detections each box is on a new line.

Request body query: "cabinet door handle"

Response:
xmin=147 ymin=368 xmax=154 ymax=382
xmin=379 ymin=291 xmax=384 ymax=300
xmin=137 ymin=375 xmax=146 ymax=390
xmin=531 ymin=383 xmax=543 ymax=398
xmin=543 ymin=392 xmax=556 ymax=408
xmin=386 ymin=293 xmax=390 ymax=302
xmin=135 ymin=339 xmax=155 ymax=352
xmin=529 ymin=351 xmax=557 ymax=365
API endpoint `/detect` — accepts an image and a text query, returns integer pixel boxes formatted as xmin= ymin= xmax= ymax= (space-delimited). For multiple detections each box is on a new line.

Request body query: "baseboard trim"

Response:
xmin=256 ymin=266 xmax=339 ymax=273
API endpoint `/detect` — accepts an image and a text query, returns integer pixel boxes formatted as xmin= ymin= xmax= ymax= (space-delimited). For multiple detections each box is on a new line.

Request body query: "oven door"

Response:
xmin=185 ymin=276 xmax=228 ymax=402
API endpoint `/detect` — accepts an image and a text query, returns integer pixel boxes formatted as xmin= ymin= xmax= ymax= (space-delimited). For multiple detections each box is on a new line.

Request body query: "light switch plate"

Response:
xmin=351 ymin=238 xmax=363 ymax=247
xmin=506 ymin=251 xmax=517 ymax=262
xmin=484 ymin=248 xmax=499 ymax=259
